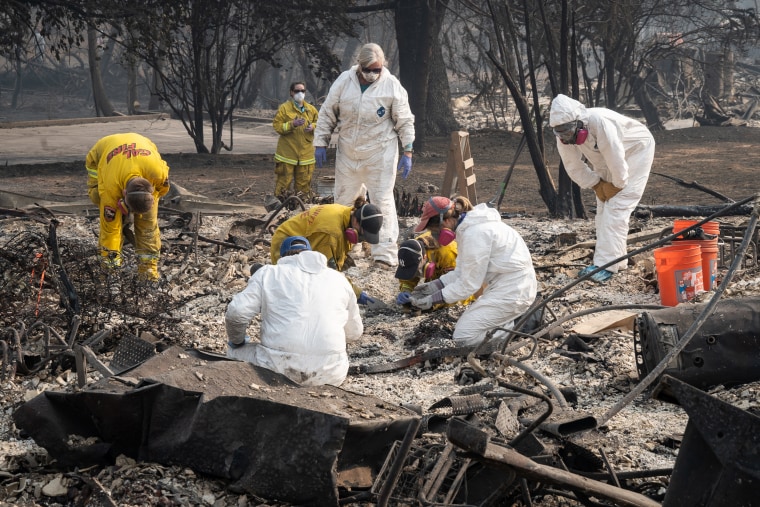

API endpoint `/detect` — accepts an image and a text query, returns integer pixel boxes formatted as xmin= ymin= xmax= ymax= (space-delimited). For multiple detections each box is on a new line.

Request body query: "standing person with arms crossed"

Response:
xmin=272 ymin=81 xmax=319 ymax=201
xmin=549 ymin=94 xmax=655 ymax=283
xmin=313 ymin=42 xmax=415 ymax=269
xmin=85 ymin=133 xmax=170 ymax=281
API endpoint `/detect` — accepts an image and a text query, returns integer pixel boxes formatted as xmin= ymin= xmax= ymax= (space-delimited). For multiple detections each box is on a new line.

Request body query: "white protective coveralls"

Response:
xmin=225 ymin=250 xmax=363 ymax=386
xmin=313 ymin=65 xmax=415 ymax=266
xmin=549 ymin=94 xmax=655 ymax=272
xmin=438 ymin=204 xmax=537 ymax=347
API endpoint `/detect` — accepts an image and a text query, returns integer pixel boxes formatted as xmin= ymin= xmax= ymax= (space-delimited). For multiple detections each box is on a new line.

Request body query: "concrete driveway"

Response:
xmin=0 ymin=114 xmax=278 ymax=165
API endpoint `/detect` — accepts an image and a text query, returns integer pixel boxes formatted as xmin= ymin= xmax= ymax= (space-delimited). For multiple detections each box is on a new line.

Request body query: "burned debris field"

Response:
xmin=2 ymin=125 xmax=760 ymax=506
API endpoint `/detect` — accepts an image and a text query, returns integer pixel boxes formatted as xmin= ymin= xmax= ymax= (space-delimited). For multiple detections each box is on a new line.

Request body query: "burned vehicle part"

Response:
xmin=13 ymin=347 xmax=419 ymax=506
xmin=446 ymin=418 xmax=661 ymax=507
xmin=653 ymin=375 xmax=760 ymax=507
xmin=635 ymin=297 xmax=760 ymax=390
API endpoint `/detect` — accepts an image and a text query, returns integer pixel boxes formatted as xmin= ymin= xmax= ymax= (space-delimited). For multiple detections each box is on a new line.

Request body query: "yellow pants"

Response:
xmin=274 ymin=162 xmax=314 ymax=199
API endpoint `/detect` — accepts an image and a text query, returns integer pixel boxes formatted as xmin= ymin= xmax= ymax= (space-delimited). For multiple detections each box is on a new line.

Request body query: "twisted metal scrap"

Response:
xmin=0 ymin=221 xmax=196 ymax=379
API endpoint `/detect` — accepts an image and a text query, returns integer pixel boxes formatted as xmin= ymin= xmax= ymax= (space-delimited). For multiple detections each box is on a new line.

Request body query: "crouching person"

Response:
xmin=409 ymin=198 xmax=537 ymax=347
xmin=224 ymin=236 xmax=363 ymax=386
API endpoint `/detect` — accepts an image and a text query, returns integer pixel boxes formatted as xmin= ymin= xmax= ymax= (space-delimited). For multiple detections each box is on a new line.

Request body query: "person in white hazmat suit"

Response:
xmin=549 ymin=94 xmax=655 ymax=282
xmin=225 ymin=236 xmax=363 ymax=386
xmin=409 ymin=198 xmax=538 ymax=347
xmin=313 ymin=43 xmax=415 ymax=268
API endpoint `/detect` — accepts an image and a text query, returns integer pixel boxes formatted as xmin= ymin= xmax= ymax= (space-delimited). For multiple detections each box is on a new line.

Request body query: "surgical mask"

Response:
xmin=345 ymin=228 xmax=359 ymax=244
xmin=361 ymin=71 xmax=380 ymax=83
xmin=293 ymin=92 xmax=305 ymax=103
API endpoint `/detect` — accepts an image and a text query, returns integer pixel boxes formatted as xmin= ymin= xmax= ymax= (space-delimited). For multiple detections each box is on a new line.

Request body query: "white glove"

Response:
xmin=410 ymin=294 xmax=433 ymax=310
xmin=410 ymin=290 xmax=444 ymax=310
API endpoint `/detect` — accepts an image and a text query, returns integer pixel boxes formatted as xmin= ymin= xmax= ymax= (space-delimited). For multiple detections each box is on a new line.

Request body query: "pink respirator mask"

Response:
xmin=438 ymin=228 xmax=456 ymax=246
xmin=438 ymin=213 xmax=466 ymax=246
xmin=422 ymin=261 xmax=436 ymax=280
xmin=345 ymin=228 xmax=359 ymax=245
xmin=554 ymin=120 xmax=588 ymax=145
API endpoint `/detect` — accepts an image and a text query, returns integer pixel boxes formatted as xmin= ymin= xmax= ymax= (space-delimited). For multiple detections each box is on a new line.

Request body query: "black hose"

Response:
xmin=260 ymin=195 xmax=307 ymax=234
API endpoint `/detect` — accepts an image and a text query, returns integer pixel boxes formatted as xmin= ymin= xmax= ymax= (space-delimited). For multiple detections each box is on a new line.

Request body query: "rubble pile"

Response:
xmin=2 ymin=201 xmax=760 ymax=505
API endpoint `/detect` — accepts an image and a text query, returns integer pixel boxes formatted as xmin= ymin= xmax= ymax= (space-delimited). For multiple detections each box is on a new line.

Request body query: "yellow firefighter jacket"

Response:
xmin=270 ymin=204 xmax=366 ymax=296
xmin=273 ymin=100 xmax=319 ymax=166
xmin=85 ymin=133 xmax=170 ymax=277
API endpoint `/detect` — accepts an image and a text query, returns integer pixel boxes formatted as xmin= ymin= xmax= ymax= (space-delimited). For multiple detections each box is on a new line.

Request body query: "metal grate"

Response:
xmin=110 ymin=333 xmax=157 ymax=374
xmin=718 ymin=224 xmax=759 ymax=269
xmin=371 ymin=441 xmax=472 ymax=505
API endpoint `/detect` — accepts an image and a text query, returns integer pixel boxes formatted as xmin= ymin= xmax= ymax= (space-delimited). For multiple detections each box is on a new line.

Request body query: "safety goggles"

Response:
xmin=361 ymin=67 xmax=382 ymax=74
xmin=552 ymin=121 xmax=578 ymax=144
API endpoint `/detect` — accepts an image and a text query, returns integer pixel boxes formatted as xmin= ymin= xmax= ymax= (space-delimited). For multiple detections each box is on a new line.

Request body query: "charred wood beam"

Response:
xmin=634 ymin=203 xmax=753 ymax=218
xmin=446 ymin=419 xmax=661 ymax=507
xmin=651 ymin=172 xmax=734 ymax=203
xmin=176 ymin=231 xmax=247 ymax=250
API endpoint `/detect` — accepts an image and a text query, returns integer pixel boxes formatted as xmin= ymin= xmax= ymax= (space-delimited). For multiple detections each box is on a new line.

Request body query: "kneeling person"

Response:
xmin=225 ymin=236 xmax=363 ymax=386
xmin=395 ymin=232 xmax=476 ymax=308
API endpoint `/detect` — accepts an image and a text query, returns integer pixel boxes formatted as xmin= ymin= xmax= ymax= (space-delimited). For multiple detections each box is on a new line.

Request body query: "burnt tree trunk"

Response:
xmin=148 ymin=66 xmax=161 ymax=111
xmin=424 ymin=44 xmax=459 ymax=137
xmin=486 ymin=50 xmax=558 ymax=213
xmin=87 ymin=28 xmax=115 ymax=117
xmin=631 ymin=73 xmax=664 ymax=131
xmin=395 ymin=0 xmax=453 ymax=152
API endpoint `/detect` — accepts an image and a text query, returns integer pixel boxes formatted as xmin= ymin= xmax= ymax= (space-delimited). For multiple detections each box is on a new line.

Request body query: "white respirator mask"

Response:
xmin=361 ymin=71 xmax=380 ymax=83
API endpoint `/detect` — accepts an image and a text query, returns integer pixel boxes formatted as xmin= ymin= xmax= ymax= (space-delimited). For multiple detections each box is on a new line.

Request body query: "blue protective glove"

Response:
xmin=357 ymin=291 xmax=376 ymax=305
xmin=315 ymin=146 xmax=327 ymax=168
xmin=396 ymin=292 xmax=411 ymax=305
xmin=227 ymin=335 xmax=251 ymax=349
xmin=397 ymin=154 xmax=412 ymax=179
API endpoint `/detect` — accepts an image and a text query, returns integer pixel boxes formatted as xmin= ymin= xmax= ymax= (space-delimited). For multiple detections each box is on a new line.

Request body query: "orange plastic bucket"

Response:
xmin=673 ymin=219 xmax=720 ymax=239
xmin=672 ymin=219 xmax=721 ymax=291
xmin=672 ymin=239 xmax=720 ymax=290
xmin=654 ymin=244 xmax=704 ymax=306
